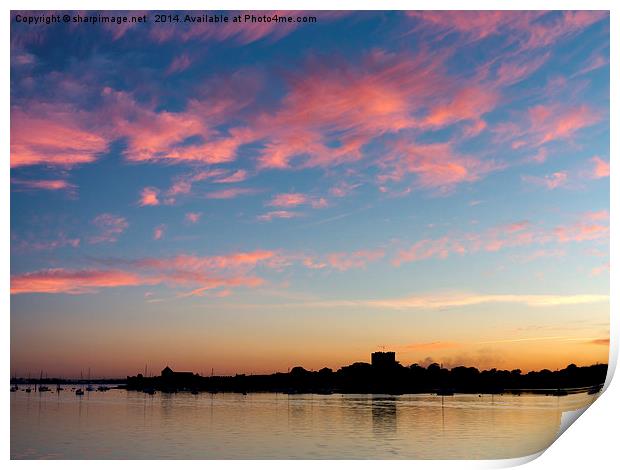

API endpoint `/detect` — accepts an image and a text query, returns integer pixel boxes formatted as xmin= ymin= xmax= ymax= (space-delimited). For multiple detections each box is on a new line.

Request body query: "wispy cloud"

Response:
xmin=11 ymin=178 xmax=77 ymax=193
xmin=166 ymin=53 xmax=192 ymax=75
xmin=522 ymin=171 xmax=569 ymax=190
xmin=206 ymin=187 xmax=258 ymax=199
xmin=255 ymin=292 xmax=608 ymax=311
xmin=88 ymin=214 xmax=128 ymax=244
xmin=153 ymin=224 xmax=166 ymax=240
xmin=11 ymin=109 xmax=108 ymax=168
xmin=257 ymin=210 xmax=301 ymax=222
xmin=185 ymin=212 xmax=202 ymax=224
xmin=11 ymin=249 xmax=278 ymax=296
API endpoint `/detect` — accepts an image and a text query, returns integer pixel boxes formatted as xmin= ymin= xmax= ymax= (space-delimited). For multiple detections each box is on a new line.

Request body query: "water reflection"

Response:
xmin=371 ymin=396 xmax=397 ymax=436
xmin=11 ymin=389 xmax=598 ymax=459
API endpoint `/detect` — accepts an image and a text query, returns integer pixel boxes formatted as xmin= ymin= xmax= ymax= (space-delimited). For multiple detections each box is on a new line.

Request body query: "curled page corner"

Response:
xmin=557 ymin=403 xmax=592 ymax=438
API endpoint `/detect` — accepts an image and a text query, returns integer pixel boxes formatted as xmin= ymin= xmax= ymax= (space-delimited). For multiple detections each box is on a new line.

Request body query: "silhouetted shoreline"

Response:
xmin=118 ymin=352 xmax=608 ymax=395
xmin=11 ymin=351 xmax=608 ymax=396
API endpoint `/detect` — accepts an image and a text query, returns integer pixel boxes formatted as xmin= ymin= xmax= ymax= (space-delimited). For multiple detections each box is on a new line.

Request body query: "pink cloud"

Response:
xmin=11 ymin=178 xmax=76 ymax=192
xmin=523 ymin=11 xmax=608 ymax=50
xmin=408 ymin=11 xmax=607 ymax=50
xmin=522 ymin=171 xmax=569 ymax=190
xmin=185 ymin=212 xmax=202 ymax=224
xmin=153 ymin=225 xmax=166 ymax=240
xmin=423 ymin=87 xmax=498 ymax=129
xmin=12 ymin=233 xmax=81 ymax=252
xmin=326 ymin=249 xmax=385 ymax=271
xmin=213 ymin=169 xmax=248 ymax=183
xmin=166 ymin=53 xmax=192 ymax=75
xmin=407 ymin=10 xmax=541 ymax=41
xmin=257 ymin=210 xmax=300 ymax=222
xmin=554 ymin=218 xmax=609 ymax=243
xmin=393 ymin=237 xmax=458 ymax=266
xmin=495 ymin=104 xmax=602 ymax=150
xmin=251 ymin=50 xmax=449 ymax=170
xmin=504 ymin=221 xmax=530 ymax=233
xmin=206 ymin=187 xmax=257 ymax=199
xmin=139 ymin=187 xmax=160 ymax=206
xmin=10 ymin=268 xmax=151 ymax=295
xmin=590 ymin=156 xmax=610 ymax=179
xmin=329 ymin=182 xmax=360 ymax=198
xmin=89 ymin=214 xmax=129 ymax=244
xmin=10 ymin=109 xmax=108 ymax=168
xmin=530 ymin=105 xmax=601 ymax=145
xmin=377 ymin=140 xmax=502 ymax=193
xmin=165 ymin=169 xmax=230 ymax=202
xmin=493 ymin=52 xmax=551 ymax=87
xmin=393 ymin=211 xmax=609 ymax=266
xmin=184 ymin=277 xmax=264 ymax=297
xmin=97 ymin=84 xmax=255 ymax=166
xmin=267 ymin=192 xmax=308 ymax=207
xmin=101 ymin=13 xmax=146 ymax=40
xmin=591 ymin=262 xmax=610 ymax=277
xmin=11 ymin=249 xmax=279 ymax=296
xmin=302 ymin=249 xmax=385 ymax=271
xmin=135 ymin=250 xmax=276 ymax=272
xmin=150 ymin=11 xmax=346 ymax=46
xmin=585 ymin=210 xmax=609 ymax=222
xmin=311 ymin=197 xmax=328 ymax=209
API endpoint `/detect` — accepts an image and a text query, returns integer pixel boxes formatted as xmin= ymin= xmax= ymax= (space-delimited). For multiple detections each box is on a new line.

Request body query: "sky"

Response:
xmin=10 ymin=11 xmax=610 ymax=378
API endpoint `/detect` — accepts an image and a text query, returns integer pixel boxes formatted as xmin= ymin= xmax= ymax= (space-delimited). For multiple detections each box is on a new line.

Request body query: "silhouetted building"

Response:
xmin=371 ymin=351 xmax=396 ymax=368
xmin=161 ymin=366 xmax=195 ymax=379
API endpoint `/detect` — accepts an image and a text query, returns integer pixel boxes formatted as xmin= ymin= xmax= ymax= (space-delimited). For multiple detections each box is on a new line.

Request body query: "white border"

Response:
xmin=4 ymin=1 xmax=616 ymax=468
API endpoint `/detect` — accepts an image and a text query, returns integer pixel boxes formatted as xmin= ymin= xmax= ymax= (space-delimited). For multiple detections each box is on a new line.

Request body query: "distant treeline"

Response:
xmin=124 ymin=362 xmax=608 ymax=394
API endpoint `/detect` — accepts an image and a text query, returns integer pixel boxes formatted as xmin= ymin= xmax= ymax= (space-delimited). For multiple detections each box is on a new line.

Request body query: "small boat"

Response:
xmin=37 ymin=372 xmax=50 ymax=392
xmin=11 ymin=385 xmax=18 ymax=392
xmin=86 ymin=385 xmax=95 ymax=392
xmin=25 ymin=387 xmax=31 ymax=393
xmin=75 ymin=388 xmax=84 ymax=396
xmin=56 ymin=385 xmax=63 ymax=392
xmin=97 ymin=385 xmax=110 ymax=392
xmin=143 ymin=387 xmax=156 ymax=395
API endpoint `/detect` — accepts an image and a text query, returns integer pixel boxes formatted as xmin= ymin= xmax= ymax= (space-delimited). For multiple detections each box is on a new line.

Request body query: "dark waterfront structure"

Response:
xmin=123 ymin=352 xmax=608 ymax=395
xmin=371 ymin=351 xmax=397 ymax=368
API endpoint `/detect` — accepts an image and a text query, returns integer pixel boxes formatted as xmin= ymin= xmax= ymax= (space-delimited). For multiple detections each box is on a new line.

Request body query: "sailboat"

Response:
xmin=10 ymin=372 xmax=18 ymax=392
xmin=85 ymin=368 xmax=94 ymax=392
xmin=38 ymin=371 xmax=50 ymax=392
xmin=75 ymin=370 xmax=84 ymax=395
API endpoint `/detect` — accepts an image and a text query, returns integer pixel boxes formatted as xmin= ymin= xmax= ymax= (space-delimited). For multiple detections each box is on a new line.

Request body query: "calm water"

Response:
xmin=11 ymin=388 xmax=598 ymax=459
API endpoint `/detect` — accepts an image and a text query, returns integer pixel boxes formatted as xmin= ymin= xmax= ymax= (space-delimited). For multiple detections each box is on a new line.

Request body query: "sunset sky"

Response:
xmin=10 ymin=11 xmax=609 ymax=378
